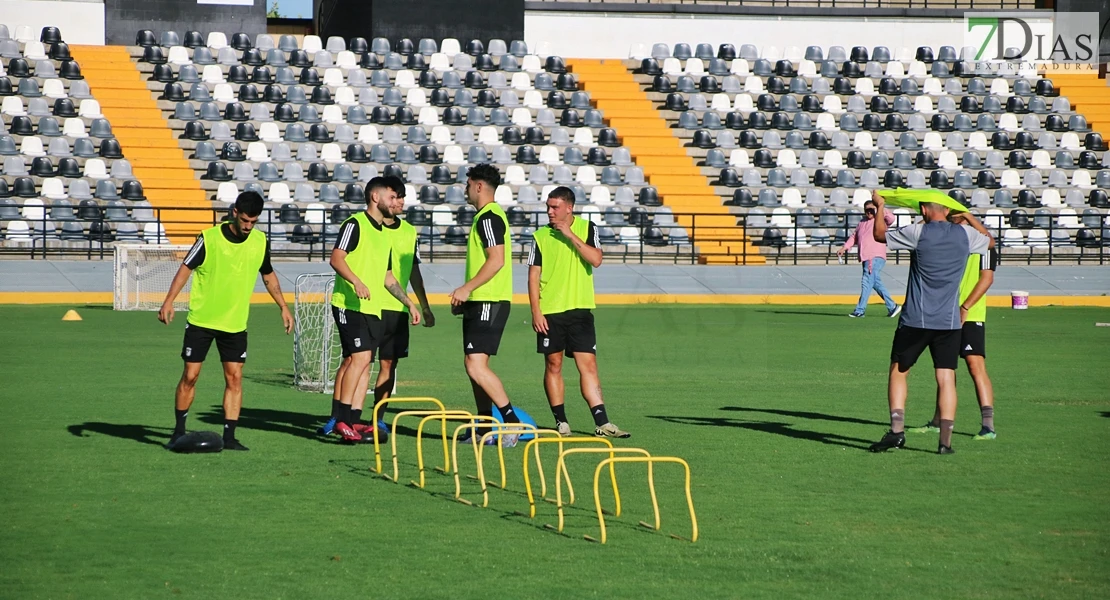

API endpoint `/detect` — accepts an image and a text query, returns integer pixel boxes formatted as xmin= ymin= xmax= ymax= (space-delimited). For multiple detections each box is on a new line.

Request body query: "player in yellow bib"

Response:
xmin=371 ymin=178 xmax=435 ymax=423
xmin=448 ymin=164 xmax=524 ymax=446
xmin=326 ymin=178 xmax=421 ymax=443
xmin=528 ymin=187 xmax=629 ymax=438
xmin=158 ymin=191 xmax=293 ymax=451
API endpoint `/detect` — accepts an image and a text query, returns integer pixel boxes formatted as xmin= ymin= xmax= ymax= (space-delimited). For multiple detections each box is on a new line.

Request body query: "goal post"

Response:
xmin=113 ymin=244 xmax=193 ymax=311
xmin=293 ymin=273 xmax=382 ymax=395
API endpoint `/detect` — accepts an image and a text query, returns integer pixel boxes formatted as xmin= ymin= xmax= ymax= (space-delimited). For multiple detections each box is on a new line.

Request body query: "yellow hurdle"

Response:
xmin=447 ymin=419 xmax=506 ymax=501
xmin=386 ymin=410 xmax=471 ymax=482
xmin=590 ymin=456 xmax=699 ymax=545
xmin=370 ymin=397 xmax=446 ymax=474
xmin=411 ymin=413 xmax=499 ymax=488
xmin=555 ymin=447 xmax=653 ymax=533
xmin=521 ymin=437 xmax=614 ymax=518
xmin=474 ymin=423 xmax=553 ymax=507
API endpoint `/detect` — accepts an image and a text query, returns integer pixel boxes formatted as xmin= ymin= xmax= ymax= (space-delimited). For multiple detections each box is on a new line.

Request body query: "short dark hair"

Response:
xmin=365 ymin=176 xmax=392 ymax=202
xmin=234 ymin=191 xmax=264 ymax=217
xmin=864 ymin=200 xmax=877 ymax=209
xmin=466 ymin=163 xmax=501 ymax=189
xmin=383 ymin=175 xmax=405 ymax=197
xmin=548 ymin=185 xmax=575 ymax=205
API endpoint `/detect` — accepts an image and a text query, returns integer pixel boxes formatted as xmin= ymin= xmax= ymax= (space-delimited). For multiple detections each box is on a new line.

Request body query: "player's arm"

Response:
xmin=329 ymin=248 xmax=370 ymax=299
xmin=871 ymin=190 xmax=888 ymax=243
xmin=450 ymin=215 xmax=506 ymax=306
xmin=951 ymin=211 xmax=996 ymax=249
xmin=158 ymin=264 xmax=192 ymax=325
xmin=528 ymin=264 xmax=547 ymax=335
xmin=384 ymin=270 xmax=422 ymax=326
xmin=258 ymin=241 xmax=292 ymax=333
xmin=558 ymin=221 xmax=603 ymax=268
xmin=159 ymin=235 xmax=203 ymax=324
xmin=408 ymin=264 xmax=435 ymax=327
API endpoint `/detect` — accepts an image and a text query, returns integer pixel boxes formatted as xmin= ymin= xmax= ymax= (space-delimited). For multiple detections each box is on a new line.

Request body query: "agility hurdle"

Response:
xmin=591 ymin=456 xmax=698 ymax=544
xmin=384 ymin=409 xmax=471 ymax=482
xmin=521 ymin=437 xmax=614 ymax=518
xmin=370 ymin=397 xmax=446 ymax=474
xmin=475 ymin=425 xmax=561 ymax=507
xmin=410 ymin=413 xmax=501 ymax=489
xmin=555 ymin=447 xmax=653 ymax=534
xmin=448 ymin=422 xmax=540 ymax=505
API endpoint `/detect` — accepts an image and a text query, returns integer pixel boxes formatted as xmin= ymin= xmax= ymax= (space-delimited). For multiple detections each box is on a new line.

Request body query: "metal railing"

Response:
xmin=1 ymin=205 xmax=1105 ymax=265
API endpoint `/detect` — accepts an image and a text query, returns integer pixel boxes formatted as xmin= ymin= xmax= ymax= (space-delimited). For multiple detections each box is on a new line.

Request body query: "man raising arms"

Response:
xmin=159 ymin=191 xmax=293 ymax=451
xmin=911 ymin=218 xmax=999 ymax=441
xmin=868 ymin=190 xmax=992 ymax=455
xmin=528 ymin=186 xmax=629 ymax=438
xmin=449 ymin=164 xmax=523 ymax=446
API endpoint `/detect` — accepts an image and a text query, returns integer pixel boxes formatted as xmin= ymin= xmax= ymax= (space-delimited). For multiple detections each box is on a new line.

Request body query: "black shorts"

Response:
xmin=537 ymin=309 xmax=597 ymax=356
xmin=960 ymin=322 xmax=986 ymax=358
xmin=890 ymin=325 xmax=961 ymax=371
xmin=462 ymin=301 xmax=510 ymax=355
xmin=378 ymin=309 xmax=411 ymax=361
xmin=332 ymin=306 xmax=383 ymax=358
xmin=182 ymin=322 xmax=248 ymax=363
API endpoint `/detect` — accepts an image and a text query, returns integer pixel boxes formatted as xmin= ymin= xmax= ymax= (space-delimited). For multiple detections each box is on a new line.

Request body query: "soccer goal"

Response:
xmin=113 ymin=244 xmax=193 ymax=311
xmin=293 ymin=273 xmax=384 ymax=394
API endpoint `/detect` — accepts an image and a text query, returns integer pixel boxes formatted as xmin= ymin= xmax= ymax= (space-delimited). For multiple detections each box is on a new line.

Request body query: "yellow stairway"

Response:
xmin=568 ymin=59 xmax=764 ymax=264
xmin=1044 ymin=65 xmax=1110 ymax=137
xmin=70 ymin=45 xmax=207 ymax=242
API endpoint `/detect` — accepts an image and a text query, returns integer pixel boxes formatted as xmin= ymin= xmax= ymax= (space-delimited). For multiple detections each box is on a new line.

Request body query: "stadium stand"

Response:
xmin=1 ymin=23 xmax=1108 ymax=263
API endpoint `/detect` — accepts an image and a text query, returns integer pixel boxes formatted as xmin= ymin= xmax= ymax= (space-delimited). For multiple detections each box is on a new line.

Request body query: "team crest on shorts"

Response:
xmin=185 ymin=347 xmax=192 ymax=357
xmin=543 ymin=339 xmax=549 ymax=347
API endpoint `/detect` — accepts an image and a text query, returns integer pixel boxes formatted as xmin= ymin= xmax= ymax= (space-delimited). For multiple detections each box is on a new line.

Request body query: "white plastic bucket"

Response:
xmin=1011 ymin=291 xmax=1029 ymax=310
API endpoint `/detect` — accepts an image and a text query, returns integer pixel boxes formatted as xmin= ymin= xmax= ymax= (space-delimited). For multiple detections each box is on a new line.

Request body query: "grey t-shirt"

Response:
xmin=886 ymin=221 xmax=991 ymax=330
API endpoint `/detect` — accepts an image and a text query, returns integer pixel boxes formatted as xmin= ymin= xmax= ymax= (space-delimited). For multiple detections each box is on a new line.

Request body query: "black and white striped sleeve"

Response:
xmin=586 ymin=221 xmax=599 ymax=248
xmin=475 ymin=213 xmax=506 ymax=248
xmin=983 ymin=248 xmax=998 ymax=272
xmin=527 ymin=241 xmax=541 ymax=267
xmin=182 ymin=235 xmax=205 ymax=270
xmin=333 ymin=220 xmax=359 ymax=252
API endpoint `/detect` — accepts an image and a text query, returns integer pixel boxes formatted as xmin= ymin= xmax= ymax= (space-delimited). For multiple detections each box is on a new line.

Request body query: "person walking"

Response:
xmin=838 ymin=199 xmax=900 ymax=318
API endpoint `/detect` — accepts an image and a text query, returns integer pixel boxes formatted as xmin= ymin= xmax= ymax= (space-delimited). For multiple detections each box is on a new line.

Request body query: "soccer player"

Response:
xmin=910 ymin=227 xmax=998 ymax=440
xmin=448 ymin=164 xmax=523 ymax=446
xmin=328 ymin=177 xmax=421 ymax=443
xmin=372 ymin=177 xmax=435 ymax=425
xmin=158 ymin=191 xmax=293 ymax=451
xmin=528 ymin=186 xmax=629 ymax=438
xmin=868 ymin=190 xmax=993 ymax=455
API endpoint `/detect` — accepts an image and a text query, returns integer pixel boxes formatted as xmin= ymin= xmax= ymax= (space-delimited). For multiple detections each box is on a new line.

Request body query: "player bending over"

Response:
xmin=159 ymin=191 xmax=293 ymax=451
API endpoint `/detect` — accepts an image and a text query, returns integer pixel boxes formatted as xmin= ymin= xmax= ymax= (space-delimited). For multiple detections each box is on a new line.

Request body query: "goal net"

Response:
xmin=113 ymin=244 xmax=193 ymax=311
xmin=294 ymin=273 xmax=379 ymax=393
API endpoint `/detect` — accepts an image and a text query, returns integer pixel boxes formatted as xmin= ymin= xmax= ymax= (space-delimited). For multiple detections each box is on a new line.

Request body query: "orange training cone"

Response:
xmin=62 ymin=309 xmax=83 ymax=321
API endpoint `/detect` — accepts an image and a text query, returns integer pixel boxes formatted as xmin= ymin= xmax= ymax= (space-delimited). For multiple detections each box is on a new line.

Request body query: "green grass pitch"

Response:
xmin=1 ymin=304 xmax=1108 ymax=599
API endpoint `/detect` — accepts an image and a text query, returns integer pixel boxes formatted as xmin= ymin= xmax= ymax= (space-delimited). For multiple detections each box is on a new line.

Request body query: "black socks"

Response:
xmin=174 ymin=409 xmax=188 ymax=434
xmin=550 ymin=404 xmax=568 ymax=425
xmin=500 ymin=402 xmax=521 ymax=424
xmin=591 ymin=404 xmax=610 ymax=427
xmin=330 ymin=398 xmax=342 ymax=420
xmin=223 ymin=419 xmax=237 ymax=442
xmin=351 ymin=408 xmax=363 ymax=426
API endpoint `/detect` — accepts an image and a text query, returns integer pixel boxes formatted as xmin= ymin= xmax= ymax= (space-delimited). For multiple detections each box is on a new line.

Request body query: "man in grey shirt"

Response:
xmin=868 ymin=190 xmax=993 ymax=455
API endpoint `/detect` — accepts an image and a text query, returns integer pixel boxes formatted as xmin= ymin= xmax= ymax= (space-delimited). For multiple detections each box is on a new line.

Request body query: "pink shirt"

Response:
xmin=843 ymin=209 xmax=895 ymax=262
